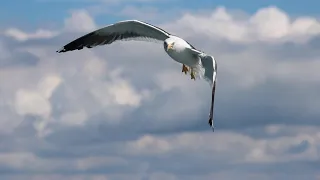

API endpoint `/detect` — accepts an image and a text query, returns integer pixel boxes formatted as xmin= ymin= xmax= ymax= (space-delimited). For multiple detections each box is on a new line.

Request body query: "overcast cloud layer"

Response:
xmin=0 ymin=3 xmax=320 ymax=180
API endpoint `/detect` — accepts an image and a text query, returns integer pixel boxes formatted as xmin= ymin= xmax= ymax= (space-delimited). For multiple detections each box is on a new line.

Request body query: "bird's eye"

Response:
xmin=164 ymin=42 xmax=168 ymax=49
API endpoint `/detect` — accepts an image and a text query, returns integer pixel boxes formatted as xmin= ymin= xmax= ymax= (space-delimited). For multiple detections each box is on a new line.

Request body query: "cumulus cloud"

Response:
xmin=64 ymin=9 xmax=97 ymax=32
xmin=4 ymin=28 xmax=58 ymax=41
xmin=15 ymin=75 xmax=62 ymax=118
xmin=0 ymin=5 xmax=319 ymax=180
xmin=169 ymin=6 xmax=320 ymax=43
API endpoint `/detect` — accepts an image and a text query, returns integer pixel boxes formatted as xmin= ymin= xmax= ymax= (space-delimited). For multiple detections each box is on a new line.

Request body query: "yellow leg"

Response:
xmin=182 ymin=64 xmax=189 ymax=74
xmin=190 ymin=68 xmax=196 ymax=80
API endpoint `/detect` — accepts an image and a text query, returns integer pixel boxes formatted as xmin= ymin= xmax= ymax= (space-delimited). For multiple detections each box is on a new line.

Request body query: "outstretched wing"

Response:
xmin=198 ymin=54 xmax=217 ymax=131
xmin=57 ymin=20 xmax=171 ymax=53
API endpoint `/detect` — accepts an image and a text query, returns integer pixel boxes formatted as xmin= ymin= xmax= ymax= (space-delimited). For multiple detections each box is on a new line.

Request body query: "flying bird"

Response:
xmin=56 ymin=20 xmax=217 ymax=131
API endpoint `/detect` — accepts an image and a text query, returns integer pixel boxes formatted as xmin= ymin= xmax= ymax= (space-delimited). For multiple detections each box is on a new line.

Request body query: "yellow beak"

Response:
xmin=167 ymin=43 xmax=173 ymax=51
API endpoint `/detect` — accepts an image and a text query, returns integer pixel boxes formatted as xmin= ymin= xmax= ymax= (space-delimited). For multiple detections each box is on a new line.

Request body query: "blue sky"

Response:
xmin=1 ymin=0 xmax=320 ymax=180
xmin=2 ymin=0 xmax=320 ymax=27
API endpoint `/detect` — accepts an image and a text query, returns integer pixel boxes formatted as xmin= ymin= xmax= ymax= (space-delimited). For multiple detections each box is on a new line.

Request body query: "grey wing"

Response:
xmin=56 ymin=20 xmax=171 ymax=53
xmin=200 ymin=55 xmax=217 ymax=86
xmin=200 ymin=54 xmax=217 ymax=131
xmin=188 ymin=48 xmax=218 ymax=130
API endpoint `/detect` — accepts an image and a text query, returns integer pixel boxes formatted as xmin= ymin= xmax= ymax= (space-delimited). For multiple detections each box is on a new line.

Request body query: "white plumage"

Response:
xmin=57 ymin=20 xmax=217 ymax=131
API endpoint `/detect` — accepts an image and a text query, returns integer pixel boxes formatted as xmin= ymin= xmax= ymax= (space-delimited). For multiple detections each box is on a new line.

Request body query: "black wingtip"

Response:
xmin=56 ymin=47 xmax=64 ymax=53
xmin=208 ymin=117 xmax=214 ymax=132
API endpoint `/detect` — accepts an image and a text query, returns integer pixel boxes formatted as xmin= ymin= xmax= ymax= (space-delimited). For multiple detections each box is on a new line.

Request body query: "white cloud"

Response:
xmin=4 ymin=28 xmax=58 ymax=41
xmin=168 ymin=6 xmax=320 ymax=43
xmin=38 ymin=75 xmax=63 ymax=99
xmin=118 ymin=6 xmax=159 ymax=20
xmin=64 ymin=9 xmax=97 ymax=32
xmin=0 ymin=151 xmax=124 ymax=176
xmin=124 ymin=125 xmax=320 ymax=163
xmin=14 ymin=75 xmax=61 ymax=119
xmin=249 ymin=6 xmax=290 ymax=40
xmin=15 ymin=89 xmax=52 ymax=118
xmin=13 ymin=75 xmax=62 ymax=137
xmin=108 ymin=79 xmax=145 ymax=106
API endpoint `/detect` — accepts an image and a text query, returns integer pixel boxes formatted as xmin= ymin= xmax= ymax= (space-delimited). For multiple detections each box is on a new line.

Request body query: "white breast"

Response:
xmin=166 ymin=45 xmax=199 ymax=67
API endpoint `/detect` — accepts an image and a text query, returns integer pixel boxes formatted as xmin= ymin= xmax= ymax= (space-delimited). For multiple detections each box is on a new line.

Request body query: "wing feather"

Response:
xmin=56 ymin=20 xmax=171 ymax=53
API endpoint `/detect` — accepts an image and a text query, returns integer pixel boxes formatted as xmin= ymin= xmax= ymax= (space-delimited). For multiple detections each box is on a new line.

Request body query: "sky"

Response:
xmin=0 ymin=0 xmax=320 ymax=180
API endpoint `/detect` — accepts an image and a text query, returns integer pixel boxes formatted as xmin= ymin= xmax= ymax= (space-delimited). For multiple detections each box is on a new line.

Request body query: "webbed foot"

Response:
xmin=182 ymin=64 xmax=189 ymax=74
xmin=190 ymin=69 xmax=196 ymax=80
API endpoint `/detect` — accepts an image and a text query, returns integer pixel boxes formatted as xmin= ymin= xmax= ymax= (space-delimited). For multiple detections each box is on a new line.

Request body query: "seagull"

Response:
xmin=56 ymin=20 xmax=217 ymax=131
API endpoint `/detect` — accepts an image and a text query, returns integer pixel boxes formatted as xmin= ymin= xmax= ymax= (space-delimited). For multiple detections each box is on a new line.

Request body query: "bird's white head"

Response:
xmin=164 ymin=36 xmax=188 ymax=53
xmin=164 ymin=38 xmax=176 ymax=52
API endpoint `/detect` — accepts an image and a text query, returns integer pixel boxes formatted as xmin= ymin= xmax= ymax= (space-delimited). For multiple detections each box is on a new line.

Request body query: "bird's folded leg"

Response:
xmin=190 ymin=68 xmax=196 ymax=80
xmin=182 ymin=64 xmax=189 ymax=74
